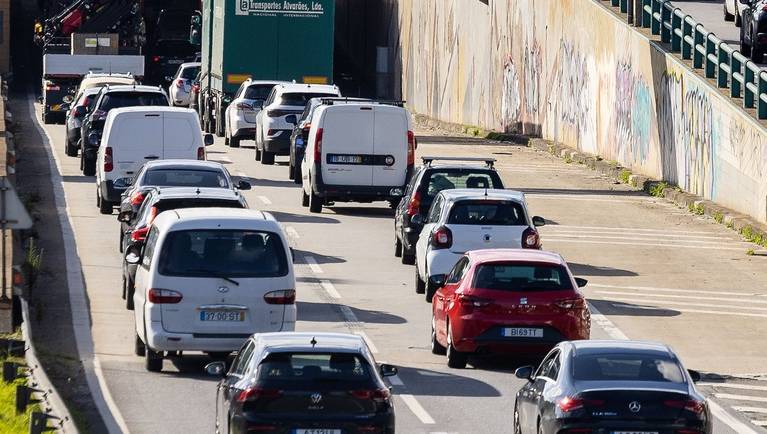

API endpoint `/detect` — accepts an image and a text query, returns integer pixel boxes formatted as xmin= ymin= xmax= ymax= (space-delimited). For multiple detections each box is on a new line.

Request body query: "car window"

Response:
xmin=473 ymin=263 xmax=573 ymax=291
xmin=244 ymin=84 xmax=276 ymax=102
xmin=446 ymin=256 xmax=470 ymax=284
xmin=256 ymin=352 xmax=373 ymax=384
xmin=142 ymin=227 xmax=159 ymax=268
xmin=234 ymin=82 xmax=246 ymax=98
xmin=264 ymin=89 xmax=277 ymax=106
xmin=427 ymin=196 xmax=443 ymax=223
xmin=573 ymin=353 xmax=686 ymax=383
xmin=535 ymin=350 xmax=560 ymax=379
xmin=180 ymin=66 xmax=200 ymax=80
xmin=423 ymin=170 xmax=503 ymax=201
xmin=158 ymin=230 xmax=288 ymax=278
xmin=230 ymin=340 xmax=256 ymax=376
xmin=143 ymin=169 xmax=229 ymax=188
xmin=404 ymin=168 xmax=422 ymax=198
xmin=99 ymin=92 xmax=169 ymax=111
xmin=448 ymin=200 xmax=526 ymax=226
xmin=279 ymin=92 xmax=338 ymax=106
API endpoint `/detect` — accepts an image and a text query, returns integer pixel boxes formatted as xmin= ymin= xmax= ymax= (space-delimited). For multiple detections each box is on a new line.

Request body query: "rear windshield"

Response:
xmin=573 ymin=353 xmax=686 ymax=383
xmin=180 ymin=66 xmax=200 ymax=80
xmin=257 ymin=352 xmax=373 ymax=384
xmin=158 ymin=230 xmax=288 ymax=278
xmin=448 ymin=201 xmax=526 ymax=225
xmin=136 ymin=199 xmax=243 ymax=228
xmin=99 ymin=92 xmax=168 ymax=111
xmin=424 ymin=170 xmax=504 ymax=201
xmin=142 ymin=169 xmax=229 ymax=188
xmin=245 ymin=85 xmax=276 ymax=101
xmin=279 ymin=92 xmax=338 ymax=106
xmin=473 ymin=263 xmax=572 ymax=291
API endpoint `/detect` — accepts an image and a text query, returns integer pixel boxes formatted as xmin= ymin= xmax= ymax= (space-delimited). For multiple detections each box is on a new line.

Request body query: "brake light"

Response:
xmin=457 ymin=294 xmax=492 ymax=313
xmin=406 ymin=191 xmax=421 ymax=217
xmin=191 ymin=83 xmax=200 ymax=92
xmin=236 ymin=387 xmax=282 ymax=403
xmin=129 ymin=191 xmax=145 ymax=206
xmin=152 ymin=55 xmax=161 ymax=62
xmin=104 ymin=147 xmax=113 ymax=172
xmin=664 ymin=399 xmax=706 ymax=415
xmin=407 ymin=131 xmax=415 ymax=165
xmin=174 ymin=79 xmax=184 ymax=88
xmin=45 ymin=82 xmax=60 ymax=91
xmin=557 ymin=396 xmax=604 ymax=413
xmin=314 ymin=128 xmax=323 ymax=162
xmin=147 ymin=206 xmax=159 ymax=225
xmin=350 ymin=388 xmax=391 ymax=403
xmin=267 ymin=129 xmax=276 ymax=136
xmin=521 ymin=227 xmax=540 ymax=249
xmin=236 ymin=102 xmax=253 ymax=111
xmin=263 ymin=289 xmax=296 ymax=305
xmin=197 ymin=147 xmax=205 ymax=160
xmin=431 ymin=226 xmax=452 ymax=249
xmin=130 ymin=226 xmax=149 ymax=242
xmin=555 ymin=297 xmax=586 ymax=310
xmin=148 ymin=288 xmax=182 ymax=304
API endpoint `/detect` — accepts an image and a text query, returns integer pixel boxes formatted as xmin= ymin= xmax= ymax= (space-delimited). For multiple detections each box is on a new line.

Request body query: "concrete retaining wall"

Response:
xmin=387 ymin=0 xmax=767 ymax=224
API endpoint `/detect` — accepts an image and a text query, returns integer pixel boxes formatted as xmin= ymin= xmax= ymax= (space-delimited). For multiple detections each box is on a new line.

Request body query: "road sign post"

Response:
xmin=0 ymin=178 xmax=32 ymax=332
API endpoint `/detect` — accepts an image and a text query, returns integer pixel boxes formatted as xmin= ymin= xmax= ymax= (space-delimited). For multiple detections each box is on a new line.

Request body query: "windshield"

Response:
xmin=420 ymin=170 xmax=504 ymax=212
xmin=448 ymin=200 xmax=526 ymax=225
xmin=279 ymin=92 xmax=338 ymax=106
xmin=573 ymin=353 xmax=686 ymax=383
xmin=158 ymin=230 xmax=288 ymax=278
xmin=257 ymin=352 xmax=373 ymax=385
xmin=473 ymin=263 xmax=572 ymax=291
xmin=180 ymin=66 xmax=200 ymax=80
xmin=244 ymin=84 xmax=276 ymax=101
xmin=141 ymin=169 xmax=229 ymax=188
xmin=99 ymin=92 xmax=169 ymax=111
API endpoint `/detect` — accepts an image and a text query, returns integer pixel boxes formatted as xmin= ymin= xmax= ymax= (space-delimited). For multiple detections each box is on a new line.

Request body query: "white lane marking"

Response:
xmin=400 ymin=394 xmax=436 ymax=424
xmin=595 ymin=290 xmax=767 ymax=305
xmin=526 ymin=195 xmax=645 ymax=204
xmin=543 ymin=229 xmax=734 ymax=241
xmin=601 ymin=295 xmax=767 ymax=312
xmin=285 ymin=226 xmax=300 ymax=240
xmin=700 ymin=383 xmax=767 ymax=392
xmin=30 ymin=95 xmax=130 ymax=434
xmin=590 ymin=283 xmax=767 ymax=297
xmin=353 ymin=331 xmax=379 ymax=354
xmin=734 ymin=407 xmax=767 ymax=414
xmin=304 ymin=255 xmax=323 ymax=273
xmin=544 ymin=238 xmax=746 ymax=251
xmin=606 ymin=299 xmax=767 ymax=319
xmin=553 ymin=224 xmax=720 ymax=235
xmin=258 ymin=195 xmax=272 ymax=205
xmin=320 ymin=280 xmax=341 ymax=299
xmin=715 ymin=393 xmax=767 ymax=403
xmin=588 ymin=303 xmax=629 ymax=340
xmin=542 ymin=233 xmax=748 ymax=246
xmin=388 ymin=374 xmax=405 ymax=387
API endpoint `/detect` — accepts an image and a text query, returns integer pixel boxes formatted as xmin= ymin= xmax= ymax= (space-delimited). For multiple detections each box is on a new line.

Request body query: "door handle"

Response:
xmin=145 ymin=155 xmax=159 ymax=160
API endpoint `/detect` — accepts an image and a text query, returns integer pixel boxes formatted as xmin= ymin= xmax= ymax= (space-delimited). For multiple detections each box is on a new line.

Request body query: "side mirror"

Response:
xmin=429 ymin=274 xmax=447 ymax=289
xmin=515 ymin=366 xmax=534 ymax=381
xmin=118 ymin=210 xmax=133 ymax=222
xmin=285 ymin=114 xmax=297 ymax=125
xmin=532 ymin=216 xmax=546 ymax=227
xmin=125 ymin=246 xmax=142 ymax=265
xmin=574 ymin=277 xmax=588 ymax=288
xmin=204 ymin=133 xmax=215 ymax=146
xmin=688 ymin=369 xmax=701 ymax=383
xmin=237 ymin=180 xmax=251 ymax=190
xmin=379 ymin=364 xmax=398 ymax=377
xmin=205 ymin=361 xmax=226 ymax=377
xmin=410 ymin=214 xmax=425 ymax=226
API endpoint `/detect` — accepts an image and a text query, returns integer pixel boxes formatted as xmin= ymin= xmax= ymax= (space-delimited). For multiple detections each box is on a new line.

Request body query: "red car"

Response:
xmin=430 ymin=249 xmax=591 ymax=368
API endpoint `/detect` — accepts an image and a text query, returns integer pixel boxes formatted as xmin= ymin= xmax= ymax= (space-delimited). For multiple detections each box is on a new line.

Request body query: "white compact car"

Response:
xmin=127 ymin=208 xmax=297 ymax=372
xmin=224 ymin=79 xmax=288 ymax=148
xmin=168 ymin=62 xmax=201 ymax=106
xmin=413 ymin=189 xmax=546 ymax=302
xmin=300 ymin=101 xmax=414 ymax=213
xmin=724 ymin=0 xmax=748 ymax=26
xmin=96 ymin=106 xmax=214 ymax=214
xmin=255 ymin=83 xmax=341 ymax=165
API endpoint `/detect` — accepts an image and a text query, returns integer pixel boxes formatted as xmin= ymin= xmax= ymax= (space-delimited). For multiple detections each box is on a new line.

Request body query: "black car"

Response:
xmin=189 ymin=71 xmax=202 ymax=119
xmin=79 ymin=85 xmax=169 ymax=176
xmin=145 ymin=8 xmax=200 ymax=86
xmin=286 ymin=97 xmax=372 ymax=183
xmin=740 ymin=0 xmax=767 ymax=61
xmin=393 ymin=156 xmax=504 ymax=264
xmin=207 ymin=332 xmax=397 ymax=434
xmin=119 ymin=187 xmax=249 ymax=310
xmin=514 ymin=340 xmax=711 ymax=434
xmin=64 ymin=87 xmax=100 ymax=157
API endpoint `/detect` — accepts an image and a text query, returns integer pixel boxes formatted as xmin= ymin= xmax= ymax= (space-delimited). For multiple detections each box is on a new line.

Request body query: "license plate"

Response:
xmin=329 ymin=154 xmax=363 ymax=164
xmin=293 ymin=430 xmax=341 ymax=434
xmin=199 ymin=311 xmax=244 ymax=322
xmin=503 ymin=327 xmax=543 ymax=338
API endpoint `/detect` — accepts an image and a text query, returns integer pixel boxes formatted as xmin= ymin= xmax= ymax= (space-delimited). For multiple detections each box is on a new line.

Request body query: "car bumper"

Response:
xmin=172 ymin=92 xmax=191 ymax=106
xmin=426 ymin=249 xmax=463 ymax=278
xmin=401 ymin=222 xmax=422 ymax=252
xmin=232 ymin=116 xmax=257 ymax=138
xmin=263 ymin=132 xmax=292 ymax=154
xmin=545 ymin=418 xmax=709 ymax=434
xmin=99 ymin=180 xmax=127 ymax=204
xmin=232 ymin=412 xmax=395 ymax=434
xmin=145 ymin=319 xmax=296 ymax=352
xmin=453 ymin=324 xmax=572 ymax=353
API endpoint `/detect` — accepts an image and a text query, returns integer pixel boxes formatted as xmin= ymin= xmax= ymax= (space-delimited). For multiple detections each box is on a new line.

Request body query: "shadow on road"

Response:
xmin=165 ymin=354 xmax=234 ymax=380
xmin=247 ymin=178 xmax=300 ymax=189
xmin=61 ymin=175 xmax=93 ymax=183
xmin=297 ymin=301 xmax=407 ymax=324
xmin=418 ymin=135 xmax=526 ymax=147
xmin=394 ymin=366 xmax=502 ymax=397
xmin=294 ymin=249 xmax=346 ymax=264
xmin=590 ymin=299 xmax=681 ymax=317
xmin=328 ymin=206 xmax=394 ymax=219
xmin=569 ymin=262 xmax=638 ymax=277
xmin=270 ymin=211 xmax=340 ymax=225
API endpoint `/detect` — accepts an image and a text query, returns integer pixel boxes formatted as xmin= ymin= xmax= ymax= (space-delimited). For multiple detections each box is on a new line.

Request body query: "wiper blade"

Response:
xmin=186 ymin=269 xmax=240 ymax=286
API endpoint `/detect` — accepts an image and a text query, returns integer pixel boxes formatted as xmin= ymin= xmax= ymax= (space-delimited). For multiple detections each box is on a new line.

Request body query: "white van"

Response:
xmin=126 ymin=208 xmax=297 ymax=372
xmin=96 ymin=106 xmax=214 ymax=214
xmin=300 ymin=102 xmax=415 ymax=213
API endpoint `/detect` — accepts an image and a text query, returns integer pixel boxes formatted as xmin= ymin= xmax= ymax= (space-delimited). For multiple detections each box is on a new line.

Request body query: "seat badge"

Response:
xmin=520 ymin=297 xmax=528 ymax=305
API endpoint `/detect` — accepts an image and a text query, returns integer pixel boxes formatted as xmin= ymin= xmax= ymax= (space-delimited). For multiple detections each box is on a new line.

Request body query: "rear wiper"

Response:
xmin=187 ymin=269 xmax=240 ymax=286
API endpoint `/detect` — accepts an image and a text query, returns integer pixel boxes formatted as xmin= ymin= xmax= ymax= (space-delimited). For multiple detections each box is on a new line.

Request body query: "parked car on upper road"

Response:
xmin=206 ymin=332 xmax=397 ymax=434
xmin=168 ymin=62 xmax=201 ymax=107
xmin=224 ymin=79 xmax=288 ymax=148
xmin=513 ymin=340 xmax=711 ymax=434
xmin=724 ymin=0 xmax=749 ymax=26
xmin=430 ymin=249 xmax=590 ymax=368
xmin=64 ymin=87 xmax=101 ymax=157
xmin=740 ymin=1 xmax=767 ymax=61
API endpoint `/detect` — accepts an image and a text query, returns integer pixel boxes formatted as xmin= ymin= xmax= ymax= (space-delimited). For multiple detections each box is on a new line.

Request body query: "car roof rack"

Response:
xmin=318 ymin=98 xmax=406 ymax=107
xmin=421 ymin=156 xmax=496 ymax=168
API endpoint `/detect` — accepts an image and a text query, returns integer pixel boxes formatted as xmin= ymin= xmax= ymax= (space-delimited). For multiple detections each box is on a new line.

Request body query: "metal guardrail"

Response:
xmin=608 ymin=0 xmax=767 ymax=119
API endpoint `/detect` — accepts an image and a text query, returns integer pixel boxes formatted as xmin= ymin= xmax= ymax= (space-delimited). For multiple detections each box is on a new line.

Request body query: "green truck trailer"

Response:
xmin=198 ymin=0 xmax=335 ymax=135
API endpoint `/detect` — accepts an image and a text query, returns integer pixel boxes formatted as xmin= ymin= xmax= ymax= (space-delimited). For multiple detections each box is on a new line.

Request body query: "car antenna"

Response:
xmin=484 ymin=187 xmax=488 ymax=197
xmin=310 ymin=337 xmax=317 ymax=347
xmin=196 ymin=188 xmax=201 ymax=195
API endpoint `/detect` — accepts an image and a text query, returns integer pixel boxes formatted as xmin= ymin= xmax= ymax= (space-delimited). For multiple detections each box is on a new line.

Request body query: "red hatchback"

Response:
xmin=430 ymin=249 xmax=591 ymax=368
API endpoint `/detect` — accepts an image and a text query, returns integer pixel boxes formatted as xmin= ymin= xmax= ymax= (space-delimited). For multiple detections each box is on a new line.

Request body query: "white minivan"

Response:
xmin=300 ymin=101 xmax=415 ymax=213
xmin=126 ymin=208 xmax=297 ymax=372
xmin=96 ymin=106 xmax=214 ymax=214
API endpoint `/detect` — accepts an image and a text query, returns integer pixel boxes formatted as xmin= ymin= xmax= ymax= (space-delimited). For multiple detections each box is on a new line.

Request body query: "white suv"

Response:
xmin=224 ymin=79 xmax=288 ymax=148
xmin=254 ymin=83 xmax=341 ymax=165
xmin=127 ymin=208 xmax=297 ymax=372
xmin=413 ymin=189 xmax=546 ymax=302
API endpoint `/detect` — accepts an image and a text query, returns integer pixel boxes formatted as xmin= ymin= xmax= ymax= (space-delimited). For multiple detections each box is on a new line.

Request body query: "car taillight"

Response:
xmin=350 ymin=388 xmax=391 ymax=403
xmin=92 ymin=109 xmax=107 ymax=121
xmin=45 ymin=82 xmax=60 ymax=91
xmin=521 ymin=227 xmax=540 ymax=249
xmin=104 ymin=147 xmax=113 ymax=172
xmin=555 ymin=297 xmax=586 ymax=310
xmin=236 ymin=102 xmax=253 ymax=111
xmin=314 ymin=128 xmax=323 ymax=162
xmin=263 ymin=289 xmax=296 ymax=305
xmin=129 ymin=191 xmax=145 ymax=206
xmin=557 ymin=396 xmax=604 ymax=413
xmin=152 ymin=55 xmax=161 ymax=62
xmin=457 ymin=294 xmax=492 ymax=314
xmin=406 ymin=191 xmax=421 ymax=217
xmin=430 ymin=226 xmax=452 ymax=249
xmin=664 ymin=399 xmax=706 ymax=415
xmin=191 ymin=83 xmax=200 ymax=92
xmin=407 ymin=130 xmax=415 ymax=166
xmin=147 ymin=206 xmax=158 ymax=225
xmin=236 ymin=387 xmax=282 ymax=403
xmin=197 ymin=147 xmax=205 ymax=160
xmin=148 ymin=288 xmax=182 ymax=304
xmin=175 ymin=79 xmax=184 ymax=88
xmin=130 ymin=226 xmax=149 ymax=242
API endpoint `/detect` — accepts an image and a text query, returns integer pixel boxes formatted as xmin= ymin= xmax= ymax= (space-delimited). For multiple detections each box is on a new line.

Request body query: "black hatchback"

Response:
xmin=513 ymin=340 xmax=711 ymax=434
xmin=393 ymin=156 xmax=504 ymax=264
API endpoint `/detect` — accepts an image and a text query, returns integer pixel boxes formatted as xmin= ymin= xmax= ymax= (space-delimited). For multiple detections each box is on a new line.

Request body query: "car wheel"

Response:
xmin=134 ymin=333 xmax=145 ymax=357
xmin=741 ymin=32 xmax=752 ymax=56
xmin=65 ymin=138 xmax=78 ymax=157
xmin=126 ymin=280 xmax=135 ymax=311
xmin=119 ymin=232 xmax=124 ymax=253
xmin=736 ymin=10 xmax=742 ymax=27
xmin=724 ymin=2 xmax=734 ymax=21
xmin=293 ymin=165 xmax=302 ymax=185
xmin=261 ymin=151 xmax=275 ymax=165
xmin=230 ymin=136 xmax=240 ymax=148
xmin=42 ymin=110 xmax=52 ymax=124
xmin=309 ymin=190 xmax=322 ymax=213
xmin=206 ymin=352 xmax=230 ymax=360
xmin=401 ymin=246 xmax=415 ymax=265
xmin=83 ymin=156 xmax=96 ymax=176
xmin=754 ymin=46 xmax=764 ymax=62
xmin=288 ymin=163 xmax=295 ymax=180
xmin=301 ymin=190 xmax=310 ymax=207
xmin=145 ymin=347 xmax=163 ymax=372
xmin=446 ymin=323 xmax=467 ymax=369
xmin=255 ymin=146 xmax=262 ymax=161
xmin=513 ymin=401 xmax=522 ymax=434
xmin=425 ymin=278 xmax=437 ymax=303
xmin=431 ymin=315 xmax=446 ymax=355
xmin=98 ymin=190 xmax=112 ymax=215
xmin=415 ymin=267 xmax=426 ymax=294
xmin=394 ymin=236 xmax=403 ymax=257
xmin=224 ymin=134 xmax=230 ymax=147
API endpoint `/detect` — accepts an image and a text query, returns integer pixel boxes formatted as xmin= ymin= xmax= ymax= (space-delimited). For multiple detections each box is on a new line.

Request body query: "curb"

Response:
xmin=412 ymin=114 xmax=528 ymax=144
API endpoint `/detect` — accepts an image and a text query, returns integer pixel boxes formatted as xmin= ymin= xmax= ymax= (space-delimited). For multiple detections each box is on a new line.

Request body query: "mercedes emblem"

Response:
xmin=628 ymin=401 xmax=641 ymax=413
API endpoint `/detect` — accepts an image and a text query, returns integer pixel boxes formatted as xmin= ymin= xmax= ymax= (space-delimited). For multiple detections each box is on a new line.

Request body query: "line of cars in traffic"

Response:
xmin=53 ymin=68 xmax=712 ymax=433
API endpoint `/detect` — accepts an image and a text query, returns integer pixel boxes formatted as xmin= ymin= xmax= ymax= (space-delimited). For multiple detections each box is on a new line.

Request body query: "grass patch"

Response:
xmin=563 ymin=155 xmax=573 ymax=164
xmin=22 ymin=238 xmax=44 ymax=290
xmin=648 ymin=182 xmax=668 ymax=197
xmin=688 ymin=203 xmax=705 ymax=215
xmin=0 ymin=355 xmax=39 ymax=433
xmin=741 ymin=226 xmax=767 ymax=248
xmin=618 ymin=169 xmax=631 ymax=184
xmin=713 ymin=211 xmax=724 ymax=224
xmin=747 ymin=249 xmax=756 ymax=256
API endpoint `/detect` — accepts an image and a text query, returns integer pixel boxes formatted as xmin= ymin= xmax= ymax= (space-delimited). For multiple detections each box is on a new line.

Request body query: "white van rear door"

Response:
xmin=321 ymin=106 xmax=374 ymax=186
xmin=113 ymin=112 xmax=163 ymax=180
xmin=162 ymin=112 xmax=200 ymax=159
xmin=372 ymin=107 xmax=408 ymax=187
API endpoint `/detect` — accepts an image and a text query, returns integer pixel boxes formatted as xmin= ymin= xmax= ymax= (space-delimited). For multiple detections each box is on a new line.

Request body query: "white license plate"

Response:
xmin=503 ymin=327 xmax=543 ymax=338
xmin=293 ymin=430 xmax=341 ymax=434
xmin=329 ymin=155 xmax=362 ymax=164
xmin=199 ymin=310 xmax=244 ymax=322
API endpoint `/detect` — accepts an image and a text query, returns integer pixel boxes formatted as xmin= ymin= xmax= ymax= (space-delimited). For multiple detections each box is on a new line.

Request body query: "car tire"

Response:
xmin=415 ymin=267 xmax=426 ymax=294
xmin=126 ymin=279 xmax=135 ymax=311
xmin=43 ymin=110 xmax=53 ymax=124
xmin=309 ymin=191 xmax=322 ymax=213
xmin=206 ymin=352 xmax=230 ymax=360
xmin=754 ymin=46 xmax=764 ymax=62
xmin=98 ymin=190 xmax=112 ymax=215
xmin=83 ymin=156 xmax=96 ymax=176
xmin=65 ymin=138 xmax=78 ymax=157
xmin=724 ymin=2 xmax=734 ymax=21
xmin=301 ymin=190 xmax=310 ymax=207
xmin=119 ymin=232 xmax=124 ymax=253
xmin=446 ymin=323 xmax=467 ymax=369
xmin=145 ymin=347 xmax=163 ymax=372
xmin=261 ymin=151 xmax=275 ymax=165
xmin=425 ymin=278 xmax=437 ymax=303
xmin=401 ymin=248 xmax=415 ymax=265
xmin=513 ymin=401 xmax=522 ymax=434
xmin=293 ymin=165 xmax=302 ymax=184
xmin=394 ymin=237 xmax=403 ymax=257
xmin=741 ymin=33 xmax=752 ymax=56
xmin=229 ymin=136 xmax=240 ymax=148
xmin=288 ymin=163 xmax=295 ymax=180
xmin=224 ymin=135 xmax=230 ymax=147
xmin=255 ymin=146 xmax=262 ymax=161
xmin=431 ymin=315 xmax=446 ymax=355
xmin=134 ymin=334 xmax=145 ymax=357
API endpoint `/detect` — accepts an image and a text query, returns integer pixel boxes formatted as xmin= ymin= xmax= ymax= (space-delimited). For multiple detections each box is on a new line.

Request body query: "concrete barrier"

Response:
xmin=387 ymin=0 xmax=767 ymax=224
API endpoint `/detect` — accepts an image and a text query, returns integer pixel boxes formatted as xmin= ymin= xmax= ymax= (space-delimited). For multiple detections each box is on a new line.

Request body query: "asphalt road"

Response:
xmin=674 ymin=1 xmax=742 ymax=46
xmin=28 ymin=93 xmax=767 ymax=434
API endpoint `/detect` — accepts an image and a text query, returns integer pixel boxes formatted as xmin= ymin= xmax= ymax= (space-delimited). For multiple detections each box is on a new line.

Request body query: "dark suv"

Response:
xmin=740 ymin=0 xmax=767 ymax=61
xmin=393 ymin=157 xmax=505 ymax=264
xmin=79 ymin=85 xmax=169 ymax=176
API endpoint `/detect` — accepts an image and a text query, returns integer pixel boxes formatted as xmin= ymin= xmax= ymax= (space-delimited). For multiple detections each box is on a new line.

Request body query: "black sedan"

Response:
xmin=740 ymin=0 xmax=767 ymax=61
xmin=513 ymin=340 xmax=711 ymax=434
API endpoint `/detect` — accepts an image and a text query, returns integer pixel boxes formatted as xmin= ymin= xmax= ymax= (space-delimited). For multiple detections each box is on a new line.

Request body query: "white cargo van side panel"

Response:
xmin=113 ymin=113 xmax=163 ymax=180
xmin=321 ymin=107 xmax=374 ymax=186
xmin=162 ymin=113 xmax=201 ymax=159
xmin=372 ymin=108 xmax=408 ymax=187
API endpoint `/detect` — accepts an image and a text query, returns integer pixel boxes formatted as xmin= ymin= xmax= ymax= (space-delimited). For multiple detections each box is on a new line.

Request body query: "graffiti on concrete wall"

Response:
xmin=551 ymin=41 xmax=592 ymax=146
xmin=522 ymin=39 xmax=541 ymax=121
xmin=610 ymin=61 xmax=652 ymax=165
xmin=501 ymin=56 xmax=521 ymax=132
xmin=728 ymin=120 xmax=767 ymax=181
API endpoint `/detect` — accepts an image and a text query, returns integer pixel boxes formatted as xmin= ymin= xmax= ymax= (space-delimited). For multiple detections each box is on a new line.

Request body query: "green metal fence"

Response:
xmin=608 ymin=0 xmax=767 ymax=119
